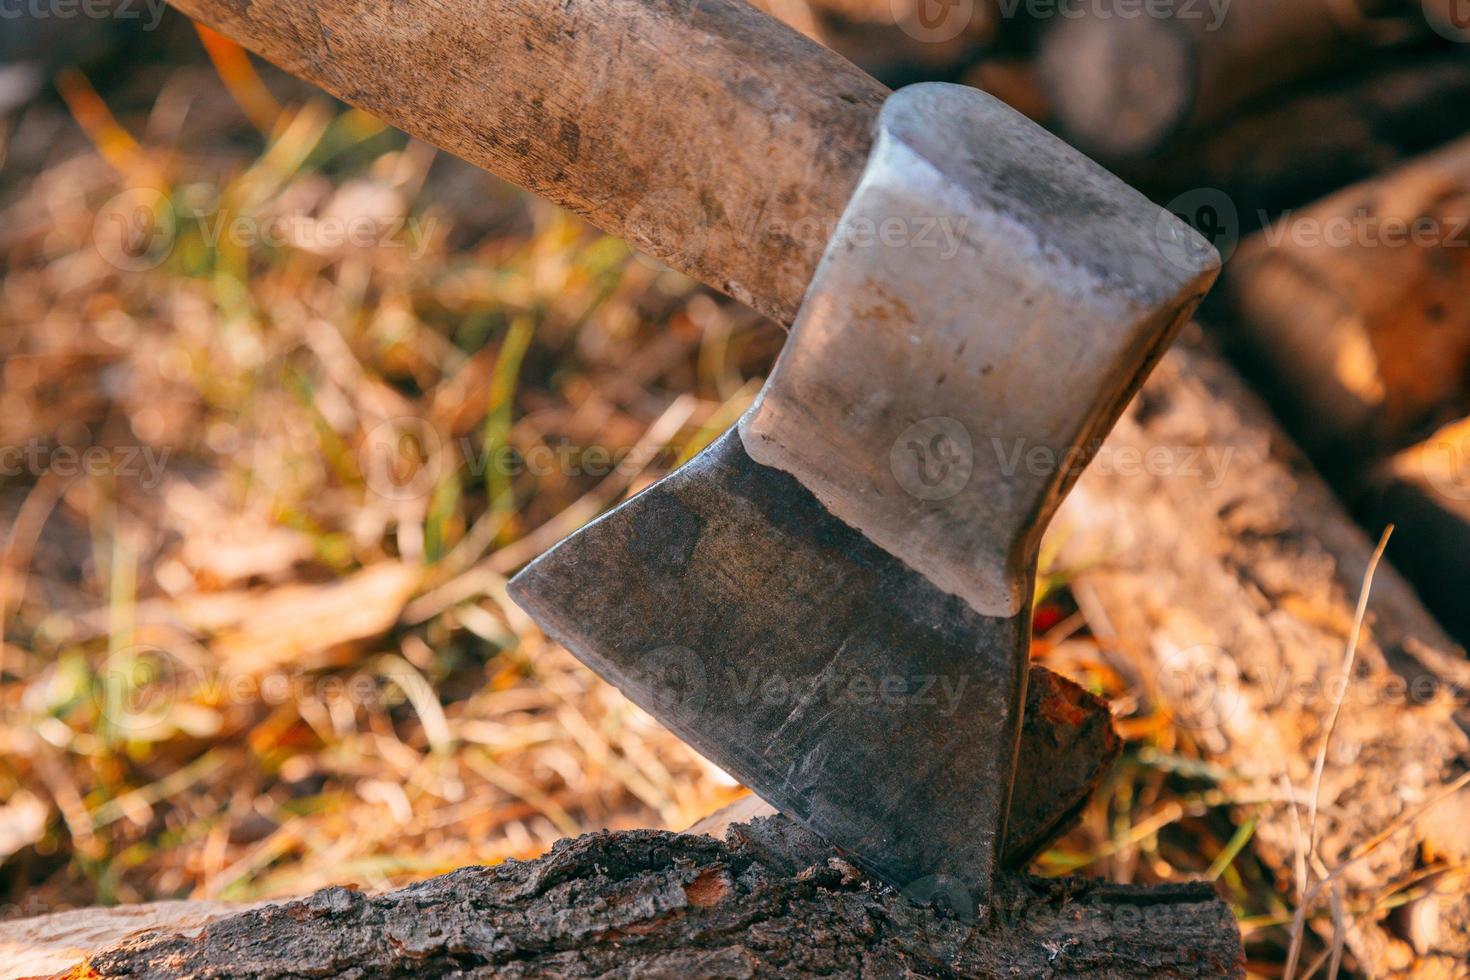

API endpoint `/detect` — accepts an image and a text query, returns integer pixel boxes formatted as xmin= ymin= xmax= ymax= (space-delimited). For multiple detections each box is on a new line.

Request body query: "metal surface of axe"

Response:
xmin=168 ymin=0 xmax=1219 ymax=910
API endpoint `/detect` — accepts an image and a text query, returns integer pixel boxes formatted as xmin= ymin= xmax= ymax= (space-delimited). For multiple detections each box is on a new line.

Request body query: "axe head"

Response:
xmin=510 ymin=84 xmax=1218 ymax=909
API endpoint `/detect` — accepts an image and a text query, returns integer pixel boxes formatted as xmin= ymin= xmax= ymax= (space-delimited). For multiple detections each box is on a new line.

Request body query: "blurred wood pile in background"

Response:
xmin=2 ymin=0 xmax=1470 ymax=976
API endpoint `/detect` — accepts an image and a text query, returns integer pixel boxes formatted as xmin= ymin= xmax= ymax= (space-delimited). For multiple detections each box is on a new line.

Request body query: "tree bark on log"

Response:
xmin=1054 ymin=332 xmax=1470 ymax=978
xmin=0 ymin=901 xmax=255 ymax=980
xmin=73 ymin=817 xmax=1244 ymax=979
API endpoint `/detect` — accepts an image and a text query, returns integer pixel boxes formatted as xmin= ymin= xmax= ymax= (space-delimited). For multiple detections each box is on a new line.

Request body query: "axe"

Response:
xmin=170 ymin=0 xmax=1219 ymax=909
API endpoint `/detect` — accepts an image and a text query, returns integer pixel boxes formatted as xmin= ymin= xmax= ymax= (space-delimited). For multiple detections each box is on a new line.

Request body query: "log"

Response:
xmin=1364 ymin=416 xmax=1470 ymax=643
xmin=1036 ymin=0 xmax=1439 ymax=162
xmin=0 ymin=901 xmax=258 ymax=980
xmin=787 ymin=0 xmax=998 ymax=88
xmin=1128 ymin=51 xmax=1470 ymax=225
xmin=1423 ymin=0 xmax=1470 ymax=39
xmin=68 ymin=816 xmax=1244 ymax=978
xmin=1222 ymin=135 xmax=1470 ymax=461
xmin=1054 ymin=332 xmax=1470 ymax=977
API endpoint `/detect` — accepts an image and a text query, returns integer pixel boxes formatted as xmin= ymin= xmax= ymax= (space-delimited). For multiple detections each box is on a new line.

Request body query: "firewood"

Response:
xmin=1056 ymin=332 xmax=1470 ymax=977
xmin=61 ymin=818 xmax=1245 ymax=978
xmin=1130 ymin=51 xmax=1470 ymax=222
xmin=1223 ymin=135 xmax=1470 ymax=460
xmin=0 ymin=901 xmax=257 ymax=979
xmin=1423 ymin=0 xmax=1470 ymax=39
xmin=1037 ymin=0 xmax=1440 ymax=162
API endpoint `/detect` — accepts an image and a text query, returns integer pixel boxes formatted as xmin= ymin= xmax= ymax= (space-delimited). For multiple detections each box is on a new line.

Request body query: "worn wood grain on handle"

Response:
xmin=165 ymin=0 xmax=889 ymax=324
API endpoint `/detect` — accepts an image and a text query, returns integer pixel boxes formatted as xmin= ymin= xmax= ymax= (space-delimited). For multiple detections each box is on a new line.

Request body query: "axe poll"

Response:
xmin=169 ymin=0 xmax=1220 ymax=909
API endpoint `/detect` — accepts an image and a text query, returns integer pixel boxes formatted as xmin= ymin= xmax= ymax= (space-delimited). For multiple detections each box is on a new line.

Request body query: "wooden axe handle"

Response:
xmin=167 ymin=0 xmax=889 ymax=324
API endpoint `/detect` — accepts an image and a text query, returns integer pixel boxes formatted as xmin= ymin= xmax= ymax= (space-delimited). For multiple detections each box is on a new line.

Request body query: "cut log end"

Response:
xmin=1038 ymin=13 xmax=1195 ymax=161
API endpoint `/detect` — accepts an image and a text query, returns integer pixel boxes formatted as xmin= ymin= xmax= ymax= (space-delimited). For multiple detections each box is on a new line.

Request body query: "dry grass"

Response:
xmin=0 ymin=28 xmax=1305 ymax=975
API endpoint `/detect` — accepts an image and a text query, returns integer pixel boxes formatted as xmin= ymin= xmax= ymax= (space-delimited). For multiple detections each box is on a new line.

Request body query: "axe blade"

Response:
xmin=509 ymin=427 xmax=1029 ymax=898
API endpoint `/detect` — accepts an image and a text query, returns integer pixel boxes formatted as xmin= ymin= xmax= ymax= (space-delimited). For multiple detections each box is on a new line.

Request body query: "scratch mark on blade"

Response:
xmin=763 ymin=636 xmax=853 ymax=753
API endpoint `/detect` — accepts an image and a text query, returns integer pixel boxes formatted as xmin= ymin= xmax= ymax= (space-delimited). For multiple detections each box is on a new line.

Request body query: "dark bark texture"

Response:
xmin=85 ymin=817 xmax=1244 ymax=979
